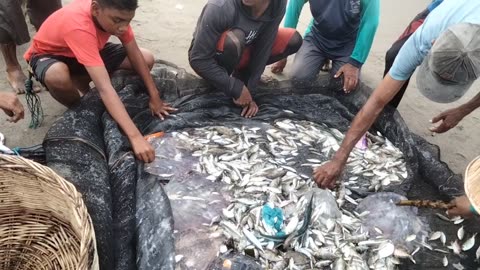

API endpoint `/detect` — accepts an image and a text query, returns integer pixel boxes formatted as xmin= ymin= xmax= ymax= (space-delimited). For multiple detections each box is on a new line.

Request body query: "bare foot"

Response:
xmin=6 ymin=68 xmax=42 ymax=94
xmin=6 ymin=68 xmax=27 ymax=94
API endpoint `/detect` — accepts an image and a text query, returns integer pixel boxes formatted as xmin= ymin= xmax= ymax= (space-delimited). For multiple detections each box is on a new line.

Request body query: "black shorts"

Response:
xmin=28 ymin=42 xmax=127 ymax=86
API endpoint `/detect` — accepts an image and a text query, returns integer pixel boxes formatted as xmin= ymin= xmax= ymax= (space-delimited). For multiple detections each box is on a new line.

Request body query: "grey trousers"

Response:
xmin=0 ymin=0 xmax=61 ymax=45
xmin=290 ymin=34 xmax=350 ymax=80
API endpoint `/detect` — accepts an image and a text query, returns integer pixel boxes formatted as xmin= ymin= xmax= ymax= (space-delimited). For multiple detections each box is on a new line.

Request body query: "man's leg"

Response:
xmin=117 ymin=48 xmax=155 ymax=71
xmin=29 ymin=55 xmax=90 ymax=107
xmin=27 ymin=0 xmax=62 ymax=30
xmin=265 ymin=28 xmax=302 ymax=65
xmin=215 ymin=29 xmax=246 ymax=75
xmin=384 ymin=9 xmax=429 ymax=108
xmin=97 ymin=42 xmax=154 ymax=72
xmin=44 ymin=63 xmax=87 ymax=107
xmin=0 ymin=0 xmax=31 ymax=94
xmin=289 ymin=35 xmax=326 ymax=80
xmin=0 ymin=37 xmax=27 ymax=94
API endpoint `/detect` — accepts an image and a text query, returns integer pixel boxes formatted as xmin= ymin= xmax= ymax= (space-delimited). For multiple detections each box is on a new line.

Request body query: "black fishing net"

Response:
xmin=43 ymin=61 xmax=477 ymax=270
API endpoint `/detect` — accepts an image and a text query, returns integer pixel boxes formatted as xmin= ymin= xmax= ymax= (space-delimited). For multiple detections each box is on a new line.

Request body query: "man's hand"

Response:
xmin=149 ymin=95 xmax=177 ymax=120
xmin=313 ymin=160 xmax=345 ymax=189
xmin=0 ymin=92 xmax=24 ymax=123
xmin=429 ymin=107 xmax=467 ymax=133
xmin=130 ymin=135 xmax=155 ymax=163
xmin=241 ymin=101 xmax=258 ymax=118
xmin=447 ymin=195 xmax=474 ymax=218
xmin=335 ymin=63 xmax=360 ymax=93
xmin=233 ymin=87 xmax=258 ymax=118
xmin=271 ymin=59 xmax=287 ymax=74
xmin=233 ymin=86 xmax=253 ymax=107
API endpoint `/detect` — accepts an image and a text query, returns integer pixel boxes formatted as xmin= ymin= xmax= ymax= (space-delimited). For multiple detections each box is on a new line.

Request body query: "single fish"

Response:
xmin=462 ymin=233 xmax=476 ymax=251
xmin=442 ymin=256 xmax=448 ymax=267
xmin=175 ymin=255 xmax=184 ymax=263
xmin=457 ymin=226 xmax=465 ymax=240
xmin=378 ymin=242 xmax=395 ymax=259
xmin=405 ymin=234 xmax=416 ymax=242
xmin=242 ymin=227 xmax=264 ymax=251
xmin=429 ymin=231 xmax=443 ymax=241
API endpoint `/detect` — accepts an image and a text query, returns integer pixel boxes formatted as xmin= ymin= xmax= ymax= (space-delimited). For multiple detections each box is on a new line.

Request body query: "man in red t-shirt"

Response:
xmin=25 ymin=0 xmax=176 ymax=163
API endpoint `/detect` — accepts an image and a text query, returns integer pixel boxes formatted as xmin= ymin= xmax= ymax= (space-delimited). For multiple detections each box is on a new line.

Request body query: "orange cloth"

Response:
xmin=24 ymin=0 xmax=134 ymax=67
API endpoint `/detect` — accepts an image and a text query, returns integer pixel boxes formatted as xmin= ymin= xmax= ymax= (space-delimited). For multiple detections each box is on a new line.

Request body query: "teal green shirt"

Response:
xmin=284 ymin=0 xmax=380 ymax=67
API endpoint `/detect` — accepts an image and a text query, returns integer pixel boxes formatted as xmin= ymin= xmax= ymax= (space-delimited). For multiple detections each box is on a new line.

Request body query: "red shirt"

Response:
xmin=24 ymin=0 xmax=134 ymax=67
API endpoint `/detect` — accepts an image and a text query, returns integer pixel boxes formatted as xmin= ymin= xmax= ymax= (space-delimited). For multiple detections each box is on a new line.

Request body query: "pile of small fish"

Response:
xmin=175 ymin=119 xmax=408 ymax=194
xmin=166 ymin=119 xmax=465 ymax=269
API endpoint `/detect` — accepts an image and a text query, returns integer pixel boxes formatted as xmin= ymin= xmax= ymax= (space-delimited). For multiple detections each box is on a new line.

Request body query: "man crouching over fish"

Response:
xmin=313 ymin=0 xmax=480 ymax=189
xmin=24 ymin=0 xmax=176 ymax=163
xmin=188 ymin=0 xmax=302 ymax=118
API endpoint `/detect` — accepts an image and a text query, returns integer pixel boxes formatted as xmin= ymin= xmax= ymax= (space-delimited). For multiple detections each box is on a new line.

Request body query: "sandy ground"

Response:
xmin=0 ymin=0 xmax=478 ymax=176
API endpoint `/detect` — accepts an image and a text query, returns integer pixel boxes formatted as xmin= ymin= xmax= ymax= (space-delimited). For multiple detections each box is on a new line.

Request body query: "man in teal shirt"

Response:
xmin=271 ymin=0 xmax=380 ymax=93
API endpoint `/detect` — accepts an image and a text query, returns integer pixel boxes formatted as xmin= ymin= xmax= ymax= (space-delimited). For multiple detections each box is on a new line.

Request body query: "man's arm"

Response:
xmin=123 ymin=39 xmax=157 ymax=99
xmin=86 ymin=66 xmax=154 ymax=162
xmin=335 ymin=75 xmax=405 ymax=163
xmin=284 ymin=0 xmax=307 ymax=29
xmin=430 ymin=91 xmax=480 ymax=133
xmin=314 ymin=75 xmax=405 ymax=189
xmin=335 ymin=0 xmax=380 ymax=92
xmin=349 ymin=0 xmax=380 ymax=67
xmin=189 ymin=3 xmax=244 ymax=99
xmin=123 ymin=39 xmax=175 ymax=119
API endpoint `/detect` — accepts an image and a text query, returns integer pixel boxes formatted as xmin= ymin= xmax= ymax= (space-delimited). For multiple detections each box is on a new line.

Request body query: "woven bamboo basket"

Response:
xmin=0 ymin=154 xmax=99 ymax=270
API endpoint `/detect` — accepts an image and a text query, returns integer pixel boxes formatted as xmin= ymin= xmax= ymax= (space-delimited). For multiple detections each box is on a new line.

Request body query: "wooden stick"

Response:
xmin=396 ymin=200 xmax=454 ymax=209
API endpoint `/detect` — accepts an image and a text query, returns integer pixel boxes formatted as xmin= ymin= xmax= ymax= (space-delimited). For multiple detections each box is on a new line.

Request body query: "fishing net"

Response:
xmin=42 ymin=61 xmax=477 ymax=270
xmin=24 ymin=74 xmax=44 ymax=129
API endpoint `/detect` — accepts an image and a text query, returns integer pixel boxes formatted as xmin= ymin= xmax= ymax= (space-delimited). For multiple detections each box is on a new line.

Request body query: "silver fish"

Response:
xmin=462 ymin=233 xmax=476 ymax=251
xmin=457 ymin=226 xmax=465 ymax=240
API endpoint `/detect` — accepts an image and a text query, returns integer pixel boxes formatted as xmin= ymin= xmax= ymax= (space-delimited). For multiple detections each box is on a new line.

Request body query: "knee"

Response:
xmin=290 ymin=61 xmax=315 ymax=80
xmin=44 ymin=63 xmax=72 ymax=90
xmin=291 ymin=72 xmax=314 ymax=81
xmin=140 ymin=48 xmax=155 ymax=70
xmin=286 ymin=31 xmax=302 ymax=55
xmin=223 ymin=29 xmax=245 ymax=60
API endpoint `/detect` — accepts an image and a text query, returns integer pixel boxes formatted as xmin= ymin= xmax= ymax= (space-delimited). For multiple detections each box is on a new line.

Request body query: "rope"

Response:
xmin=11 ymin=147 xmax=20 ymax=156
xmin=24 ymin=73 xmax=44 ymax=129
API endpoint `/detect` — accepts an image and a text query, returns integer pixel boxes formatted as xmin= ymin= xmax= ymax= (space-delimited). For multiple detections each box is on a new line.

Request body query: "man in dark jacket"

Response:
xmin=189 ymin=0 xmax=302 ymax=118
